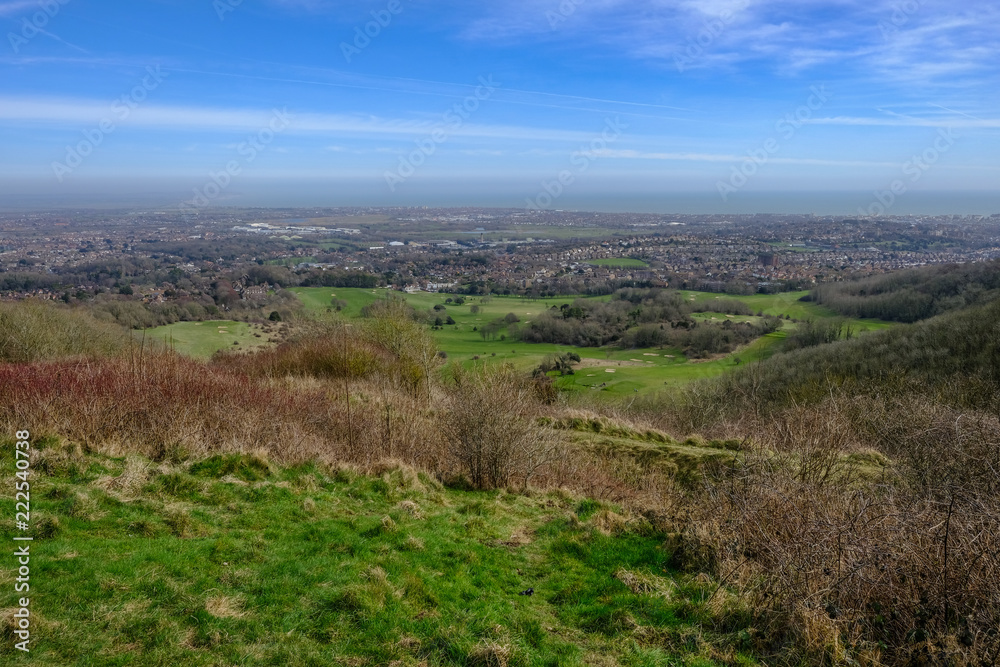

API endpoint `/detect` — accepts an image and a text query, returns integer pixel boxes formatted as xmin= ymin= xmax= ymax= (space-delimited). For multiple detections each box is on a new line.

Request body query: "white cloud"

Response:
xmin=805 ymin=116 xmax=1000 ymax=128
xmin=460 ymin=0 xmax=1000 ymax=92
xmin=0 ymin=0 xmax=41 ymax=16
xmin=0 ymin=95 xmax=602 ymax=143
xmin=588 ymin=148 xmax=899 ymax=167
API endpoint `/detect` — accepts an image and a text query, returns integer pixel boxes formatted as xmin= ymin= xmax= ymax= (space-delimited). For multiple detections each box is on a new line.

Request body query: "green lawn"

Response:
xmin=0 ymin=445 xmax=751 ymax=666
xmin=144 ymin=288 xmax=892 ymax=392
xmin=145 ymin=321 xmax=275 ymax=359
xmin=587 ymin=258 xmax=650 ymax=268
xmin=288 ymin=288 xmax=795 ymax=394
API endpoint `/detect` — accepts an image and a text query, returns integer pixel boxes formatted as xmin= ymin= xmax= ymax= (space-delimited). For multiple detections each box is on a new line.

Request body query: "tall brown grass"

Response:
xmin=0 ymin=300 xmax=133 ymax=362
xmin=0 ymin=351 xmax=447 ymax=470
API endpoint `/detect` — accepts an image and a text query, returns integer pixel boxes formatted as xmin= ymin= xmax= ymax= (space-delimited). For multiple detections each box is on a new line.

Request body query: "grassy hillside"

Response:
xmin=3 ymin=288 xmax=999 ymax=665
xmin=0 ymin=300 xmax=133 ymax=362
xmin=146 ymin=320 xmax=281 ymax=359
xmin=680 ymin=290 xmax=891 ymax=331
xmin=282 ymin=288 xmax=888 ymax=394
xmin=0 ymin=446 xmax=752 ymax=667
xmin=812 ymin=259 xmax=1000 ymax=322
xmin=680 ymin=295 xmax=1000 ymax=422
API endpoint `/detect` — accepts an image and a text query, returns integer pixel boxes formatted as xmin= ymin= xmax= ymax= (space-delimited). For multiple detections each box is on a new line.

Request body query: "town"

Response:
xmin=2 ymin=207 xmax=999 ymax=306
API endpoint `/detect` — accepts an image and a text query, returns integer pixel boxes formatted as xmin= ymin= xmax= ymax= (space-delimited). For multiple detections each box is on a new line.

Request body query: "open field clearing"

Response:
xmin=587 ymin=258 xmax=651 ymax=268
xmin=145 ymin=321 xmax=280 ymax=359
xmin=144 ymin=288 xmax=891 ymax=392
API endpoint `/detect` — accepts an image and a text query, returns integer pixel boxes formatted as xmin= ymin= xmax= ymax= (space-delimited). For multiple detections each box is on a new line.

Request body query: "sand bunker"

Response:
xmin=576 ymin=359 xmax=649 ymax=369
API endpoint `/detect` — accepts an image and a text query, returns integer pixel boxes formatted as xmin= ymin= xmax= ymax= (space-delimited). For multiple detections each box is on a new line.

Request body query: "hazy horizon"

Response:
xmin=0 ymin=186 xmax=997 ymax=217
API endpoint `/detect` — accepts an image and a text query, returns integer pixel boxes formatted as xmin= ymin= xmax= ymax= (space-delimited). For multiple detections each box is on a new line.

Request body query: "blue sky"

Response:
xmin=0 ymin=0 xmax=998 ymax=212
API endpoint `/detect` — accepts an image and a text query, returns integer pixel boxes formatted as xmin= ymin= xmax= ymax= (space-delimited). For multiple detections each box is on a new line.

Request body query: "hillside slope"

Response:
xmin=812 ymin=259 xmax=1000 ymax=322
xmin=0 ymin=447 xmax=751 ymax=666
xmin=690 ymin=295 xmax=1000 ymax=418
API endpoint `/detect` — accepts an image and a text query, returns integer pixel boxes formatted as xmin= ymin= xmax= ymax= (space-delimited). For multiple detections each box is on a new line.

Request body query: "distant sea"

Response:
xmin=0 ymin=188 xmax=996 ymax=217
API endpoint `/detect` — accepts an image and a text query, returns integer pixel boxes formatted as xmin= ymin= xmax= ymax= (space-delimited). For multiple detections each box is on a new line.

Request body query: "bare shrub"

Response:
xmin=675 ymin=389 xmax=1000 ymax=665
xmin=442 ymin=364 xmax=563 ymax=490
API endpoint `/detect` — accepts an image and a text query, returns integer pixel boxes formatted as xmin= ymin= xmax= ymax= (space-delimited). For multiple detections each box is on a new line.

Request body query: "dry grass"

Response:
xmin=205 ymin=595 xmax=246 ymax=619
xmin=467 ymin=639 xmax=511 ymax=667
xmin=0 ymin=351 xmax=449 ymax=471
xmin=614 ymin=568 xmax=673 ymax=597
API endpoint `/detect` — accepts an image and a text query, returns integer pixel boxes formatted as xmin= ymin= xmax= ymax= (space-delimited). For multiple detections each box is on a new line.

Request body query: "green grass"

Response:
xmin=290 ymin=288 xmax=739 ymax=393
xmin=680 ymin=291 xmax=893 ymax=332
xmin=144 ymin=321 xmax=275 ymax=359
xmin=587 ymin=258 xmax=650 ymax=269
xmin=0 ymin=445 xmax=754 ymax=666
xmin=145 ymin=288 xmax=892 ymax=392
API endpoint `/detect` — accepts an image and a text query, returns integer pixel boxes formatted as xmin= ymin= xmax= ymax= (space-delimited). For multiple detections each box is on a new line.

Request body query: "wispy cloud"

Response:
xmin=460 ymin=0 xmax=1000 ymax=92
xmin=33 ymin=28 xmax=90 ymax=54
xmin=589 ymin=148 xmax=900 ymax=168
xmin=805 ymin=116 xmax=1000 ymax=128
xmin=0 ymin=0 xmax=41 ymax=17
xmin=0 ymin=95 xmax=603 ymax=142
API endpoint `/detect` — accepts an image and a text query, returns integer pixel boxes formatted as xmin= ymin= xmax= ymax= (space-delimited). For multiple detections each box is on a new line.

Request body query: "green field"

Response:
xmin=288 ymin=288 xmax=810 ymax=394
xmin=0 ymin=446 xmax=750 ymax=665
xmin=144 ymin=288 xmax=892 ymax=392
xmin=587 ymin=258 xmax=650 ymax=268
xmin=681 ymin=290 xmax=893 ymax=332
xmin=145 ymin=320 xmax=277 ymax=359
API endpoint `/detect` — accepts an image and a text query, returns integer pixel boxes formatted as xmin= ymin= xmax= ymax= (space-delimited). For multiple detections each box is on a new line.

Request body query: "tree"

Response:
xmin=269 ymin=311 xmax=282 ymax=322
xmin=362 ymin=296 xmax=439 ymax=397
